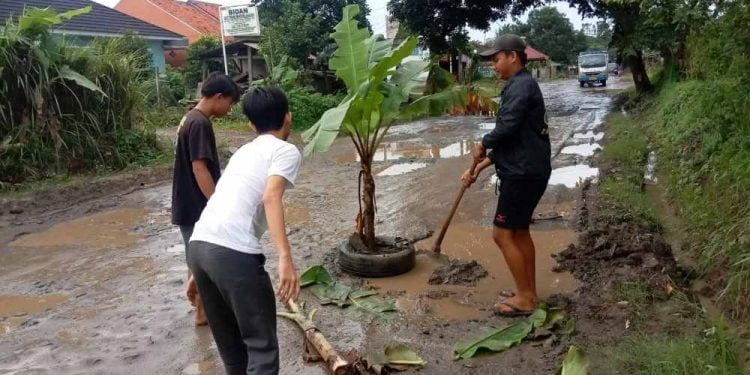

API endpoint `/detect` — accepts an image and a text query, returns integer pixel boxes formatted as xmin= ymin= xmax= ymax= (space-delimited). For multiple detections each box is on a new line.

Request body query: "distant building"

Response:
xmin=0 ymin=0 xmax=185 ymax=73
xmin=115 ymin=0 xmax=223 ymax=67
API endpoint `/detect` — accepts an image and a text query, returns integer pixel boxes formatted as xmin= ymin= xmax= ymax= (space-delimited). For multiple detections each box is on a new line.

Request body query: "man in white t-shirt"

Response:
xmin=188 ymin=86 xmax=301 ymax=375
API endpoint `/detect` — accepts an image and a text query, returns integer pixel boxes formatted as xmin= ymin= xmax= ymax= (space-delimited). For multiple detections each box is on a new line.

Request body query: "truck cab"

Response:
xmin=578 ymin=52 xmax=609 ymax=87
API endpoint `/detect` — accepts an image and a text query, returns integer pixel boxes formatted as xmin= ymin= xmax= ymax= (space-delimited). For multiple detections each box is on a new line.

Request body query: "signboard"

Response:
xmin=220 ymin=5 xmax=260 ymax=37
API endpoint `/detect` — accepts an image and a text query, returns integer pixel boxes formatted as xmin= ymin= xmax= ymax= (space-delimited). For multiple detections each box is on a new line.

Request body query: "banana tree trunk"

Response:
xmin=361 ymin=163 xmax=376 ymax=251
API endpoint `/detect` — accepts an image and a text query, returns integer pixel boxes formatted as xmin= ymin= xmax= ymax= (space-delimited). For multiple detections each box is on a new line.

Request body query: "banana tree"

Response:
xmin=302 ymin=4 xmax=466 ymax=251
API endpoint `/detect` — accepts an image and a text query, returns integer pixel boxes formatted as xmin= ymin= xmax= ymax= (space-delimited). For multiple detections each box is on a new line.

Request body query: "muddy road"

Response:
xmin=0 ymin=78 xmax=631 ymax=374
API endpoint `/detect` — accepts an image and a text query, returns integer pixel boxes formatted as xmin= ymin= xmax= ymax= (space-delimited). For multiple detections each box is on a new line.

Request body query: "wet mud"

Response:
xmin=0 ymin=78 xmax=635 ymax=374
xmin=429 ymin=260 xmax=488 ymax=286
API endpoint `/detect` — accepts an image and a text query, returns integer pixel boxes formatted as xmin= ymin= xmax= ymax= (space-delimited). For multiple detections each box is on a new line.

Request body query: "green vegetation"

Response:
xmin=184 ymin=35 xmax=221 ymax=91
xmin=613 ymin=281 xmax=653 ymax=307
xmin=0 ymin=7 xmax=166 ymax=185
xmin=639 ymin=2 xmax=750 ymax=316
xmin=598 ymin=113 xmax=659 ymax=231
xmin=303 ymin=5 xmax=465 ymax=250
xmin=611 ymin=324 xmax=741 ymax=375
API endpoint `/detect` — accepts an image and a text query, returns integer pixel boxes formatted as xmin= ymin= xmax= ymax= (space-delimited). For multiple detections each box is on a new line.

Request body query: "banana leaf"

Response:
xmin=384 ymin=343 xmax=426 ymax=366
xmin=453 ymin=321 xmax=533 ymax=360
xmin=346 ymin=290 xmax=397 ymax=323
xmin=299 ymin=265 xmax=334 ymax=287
xmin=557 ymin=346 xmax=589 ymax=375
xmin=309 ymin=282 xmax=352 ymax=307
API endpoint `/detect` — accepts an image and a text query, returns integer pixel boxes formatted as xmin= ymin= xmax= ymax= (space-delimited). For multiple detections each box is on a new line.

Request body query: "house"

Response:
xmin=115 ymin=0 xmax=222 ymax=67
xmin=0 ymin=0 xmax=185 ymax=73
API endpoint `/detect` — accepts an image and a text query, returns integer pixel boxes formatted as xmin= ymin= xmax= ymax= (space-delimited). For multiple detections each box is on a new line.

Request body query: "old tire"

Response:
xmin=338 ymin=237 xmax=416 ymax=278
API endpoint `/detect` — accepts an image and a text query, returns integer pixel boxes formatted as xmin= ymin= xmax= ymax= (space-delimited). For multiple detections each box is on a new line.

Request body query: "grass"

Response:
xmin=646 ymin=78 xmax=750 ymax=317
xmin=598 ymin=112 xmax=660 ymax=231
xmin=613 ymin=281 xmax=653 ymax=307
xmin=610 ymin=322 xmax=742 ymax=375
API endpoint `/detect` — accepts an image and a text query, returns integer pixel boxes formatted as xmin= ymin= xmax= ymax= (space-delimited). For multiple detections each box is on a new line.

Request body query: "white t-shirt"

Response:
xmin=190 ymin=134 xmax=302 ymax=254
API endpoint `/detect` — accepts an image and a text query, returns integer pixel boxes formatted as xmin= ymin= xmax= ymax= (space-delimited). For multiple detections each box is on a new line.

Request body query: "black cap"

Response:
xmin=479 ymin=34 xmax=527 ymax=58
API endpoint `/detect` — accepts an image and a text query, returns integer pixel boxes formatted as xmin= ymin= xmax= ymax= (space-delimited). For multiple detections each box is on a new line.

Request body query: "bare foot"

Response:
xmin=499 ymin=290 xmax=516 ymax=298
xmin=186 ymin=276 xmax=198 ymax=306
xmin=194 ymin=294 xmax=208 ymax=326
xmin=494 ymin=295 xmax=536 ymax=316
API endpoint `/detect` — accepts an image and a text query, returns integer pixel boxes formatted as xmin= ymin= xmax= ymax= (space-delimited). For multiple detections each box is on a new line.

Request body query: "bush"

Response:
xmin=288 ymin=89 xmax=344 ymax=132
xmin=165 ymin=67 xmax=186 ymax=102
xmin=649 ymin=79 xmax=750 ymax=315
xmin=184 ymin=35 xmax=221 ymax=91
xmin=0 ymin=7 xmax=165 ymax=183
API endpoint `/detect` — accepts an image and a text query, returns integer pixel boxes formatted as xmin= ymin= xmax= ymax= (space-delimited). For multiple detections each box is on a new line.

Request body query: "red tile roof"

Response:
xmin=525 ymin=45 xmax=549 ymax=61
xmin=152 ymin=0 xmax=220 ymax=35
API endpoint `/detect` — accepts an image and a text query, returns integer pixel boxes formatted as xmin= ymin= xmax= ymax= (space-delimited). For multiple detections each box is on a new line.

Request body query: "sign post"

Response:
xmin=219 ymin=4 xmax=261 ymax=76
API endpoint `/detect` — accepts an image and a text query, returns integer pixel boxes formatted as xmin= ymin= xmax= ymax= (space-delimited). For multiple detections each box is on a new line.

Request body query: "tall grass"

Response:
xmin=643 ymin=2 xmax=750 ymax=316
xmin=0 ymin=7 xmax=164 ymax=184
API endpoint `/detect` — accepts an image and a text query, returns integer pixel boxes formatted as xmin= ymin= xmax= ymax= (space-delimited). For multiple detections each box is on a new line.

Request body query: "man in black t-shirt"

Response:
xmin=462 ymin=35 xmax=551 ymax=317
xmin=172 ymin=73 xmax=239 ymax=326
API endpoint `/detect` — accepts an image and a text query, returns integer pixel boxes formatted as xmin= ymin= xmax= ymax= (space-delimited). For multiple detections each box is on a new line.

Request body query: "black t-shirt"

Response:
xmin=171 ymin=109 xmax=221 ymax=226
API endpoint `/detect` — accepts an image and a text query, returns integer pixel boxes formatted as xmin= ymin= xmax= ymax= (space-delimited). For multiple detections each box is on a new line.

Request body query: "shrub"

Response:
xmin=288 ymin=89 xmax=344 ymax=132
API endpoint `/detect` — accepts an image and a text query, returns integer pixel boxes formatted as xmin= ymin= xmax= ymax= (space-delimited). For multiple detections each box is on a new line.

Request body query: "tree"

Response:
xmin=388 ymin=0 xmax=537 ymax=55
xmin=257 ymin=0 xmax=370 ymax=68
xmin=184 ymin=35 xmax=221 ymax=92
xmin=303 ymin=5 xmax=466 ymax=251
xmin=497 ymin=7 xmax=588 ymax=65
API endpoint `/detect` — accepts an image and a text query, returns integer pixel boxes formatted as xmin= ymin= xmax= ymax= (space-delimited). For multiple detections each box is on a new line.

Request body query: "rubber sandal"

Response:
xmin=494 ymin=301 xmax=534 ymax=317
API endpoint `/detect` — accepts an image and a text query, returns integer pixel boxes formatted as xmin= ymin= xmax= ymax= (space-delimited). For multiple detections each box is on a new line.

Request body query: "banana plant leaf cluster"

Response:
xmin=302 ymin=4 xmax=467 ymax=251
xmin=300 ymin=265 xmax=397 ymax=323
xmin=453 ymin=304 xmax=576 ymax=360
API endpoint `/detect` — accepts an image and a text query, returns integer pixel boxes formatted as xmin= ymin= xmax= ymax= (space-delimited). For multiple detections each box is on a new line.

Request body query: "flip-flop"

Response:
xmin=494 ymin=301 xmax=534 ymax=317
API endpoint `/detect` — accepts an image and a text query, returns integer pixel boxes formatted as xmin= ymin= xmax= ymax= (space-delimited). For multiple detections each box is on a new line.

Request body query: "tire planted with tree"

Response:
xmin=337 ymin=237 xmax=416 ymax=277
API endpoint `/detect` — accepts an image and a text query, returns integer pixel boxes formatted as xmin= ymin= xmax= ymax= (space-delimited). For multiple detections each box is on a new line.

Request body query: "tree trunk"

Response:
xmin=361 ymin=163 xmax=376 ymax=251
xmin=627 ymin=50 xmax=653 ymax=94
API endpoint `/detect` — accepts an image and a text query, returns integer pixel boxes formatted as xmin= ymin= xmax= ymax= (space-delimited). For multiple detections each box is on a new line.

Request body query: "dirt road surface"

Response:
xmin=0 ymin=78 xmax=631 ymax=374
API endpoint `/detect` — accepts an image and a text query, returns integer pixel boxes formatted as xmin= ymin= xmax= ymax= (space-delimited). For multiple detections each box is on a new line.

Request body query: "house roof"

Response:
xmin=116 ymin=0 xmax=221 ymax=37
xmin=0 ymin=0 xmax=183 ymax=40
xmin=525 ymin=45 xmax=549 ymax=61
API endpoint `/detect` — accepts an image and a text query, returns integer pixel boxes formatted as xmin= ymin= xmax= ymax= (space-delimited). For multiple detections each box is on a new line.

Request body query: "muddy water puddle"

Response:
xmin=9 ymin=207 xmax=147 ymax=250
xmin=0 ymin=293 xmax=69 ymax=334
xmin=367 ymin=223 xmax=576 ymax=321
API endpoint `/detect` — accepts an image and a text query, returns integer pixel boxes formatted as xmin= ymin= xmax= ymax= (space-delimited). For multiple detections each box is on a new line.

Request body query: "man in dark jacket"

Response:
xmin=461 ymin=34 xmax=551 ymax=316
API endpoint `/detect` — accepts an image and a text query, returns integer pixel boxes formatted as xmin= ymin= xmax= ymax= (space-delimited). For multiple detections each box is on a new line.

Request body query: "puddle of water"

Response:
xmin=644 ymin=151 xmax=657 ymax=184
xmin=9 ymin=207 xmax=146 ymax=250
xmin=573 ymin=131 xmax=604 ymax=141
xmin=548 ymin=165 xmax=599 ymax=188
xmin=478 ymin=122 xmax=495 ymax=130
xmin=0 ymin=293 xmax=69 ymax=334
xmin=560 ymin=143 xmax=602 ymax=157
xmin=343 ymin=139 xmax=478 ymax=165
xmin=367 ymin=223 xmax=576 ymax=320
xmin=377 ymin=162 xmax=428 ymax=176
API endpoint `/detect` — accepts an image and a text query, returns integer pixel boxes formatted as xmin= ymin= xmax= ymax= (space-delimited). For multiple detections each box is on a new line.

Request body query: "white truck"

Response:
xmin=578 ymin=51 xmax=609 ymax=87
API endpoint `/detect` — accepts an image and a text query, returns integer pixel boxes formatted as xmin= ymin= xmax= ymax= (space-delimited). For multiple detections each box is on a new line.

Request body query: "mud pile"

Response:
xmin=428 ymin=259 xmax=488 ymax=286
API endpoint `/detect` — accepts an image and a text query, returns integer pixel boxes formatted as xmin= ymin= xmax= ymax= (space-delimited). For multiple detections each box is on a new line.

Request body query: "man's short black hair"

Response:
xmin=501 ymin=50 xmax=528 ymax=66
xmin=201 ymin=72 xmax=240 ymax=102
xmin=242 ymin=86 xmax=289 ymax=133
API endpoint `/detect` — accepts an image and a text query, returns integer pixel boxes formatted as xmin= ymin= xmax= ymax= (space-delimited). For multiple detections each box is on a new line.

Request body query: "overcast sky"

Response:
xmin=94 ymin=0 xmax=597 ymax=43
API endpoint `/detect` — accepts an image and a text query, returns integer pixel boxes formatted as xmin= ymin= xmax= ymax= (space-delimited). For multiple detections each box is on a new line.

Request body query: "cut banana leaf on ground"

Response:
xmin=309 ymin=282 xmax=352 ymax=307
xmin=557 ymin=346 xmax=589 ymax=375
xmin=384 ymin=343 xmax=426 ymax=366
xmin=346 ymin=291 xmax=397 ymax=323
xmin=300 ymin=265 xmax=334 ymax=287
xmin=455 ymin=305 xmax=577 ymax=360
xmin=454 ymin=321 xmax=533 ymax=360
